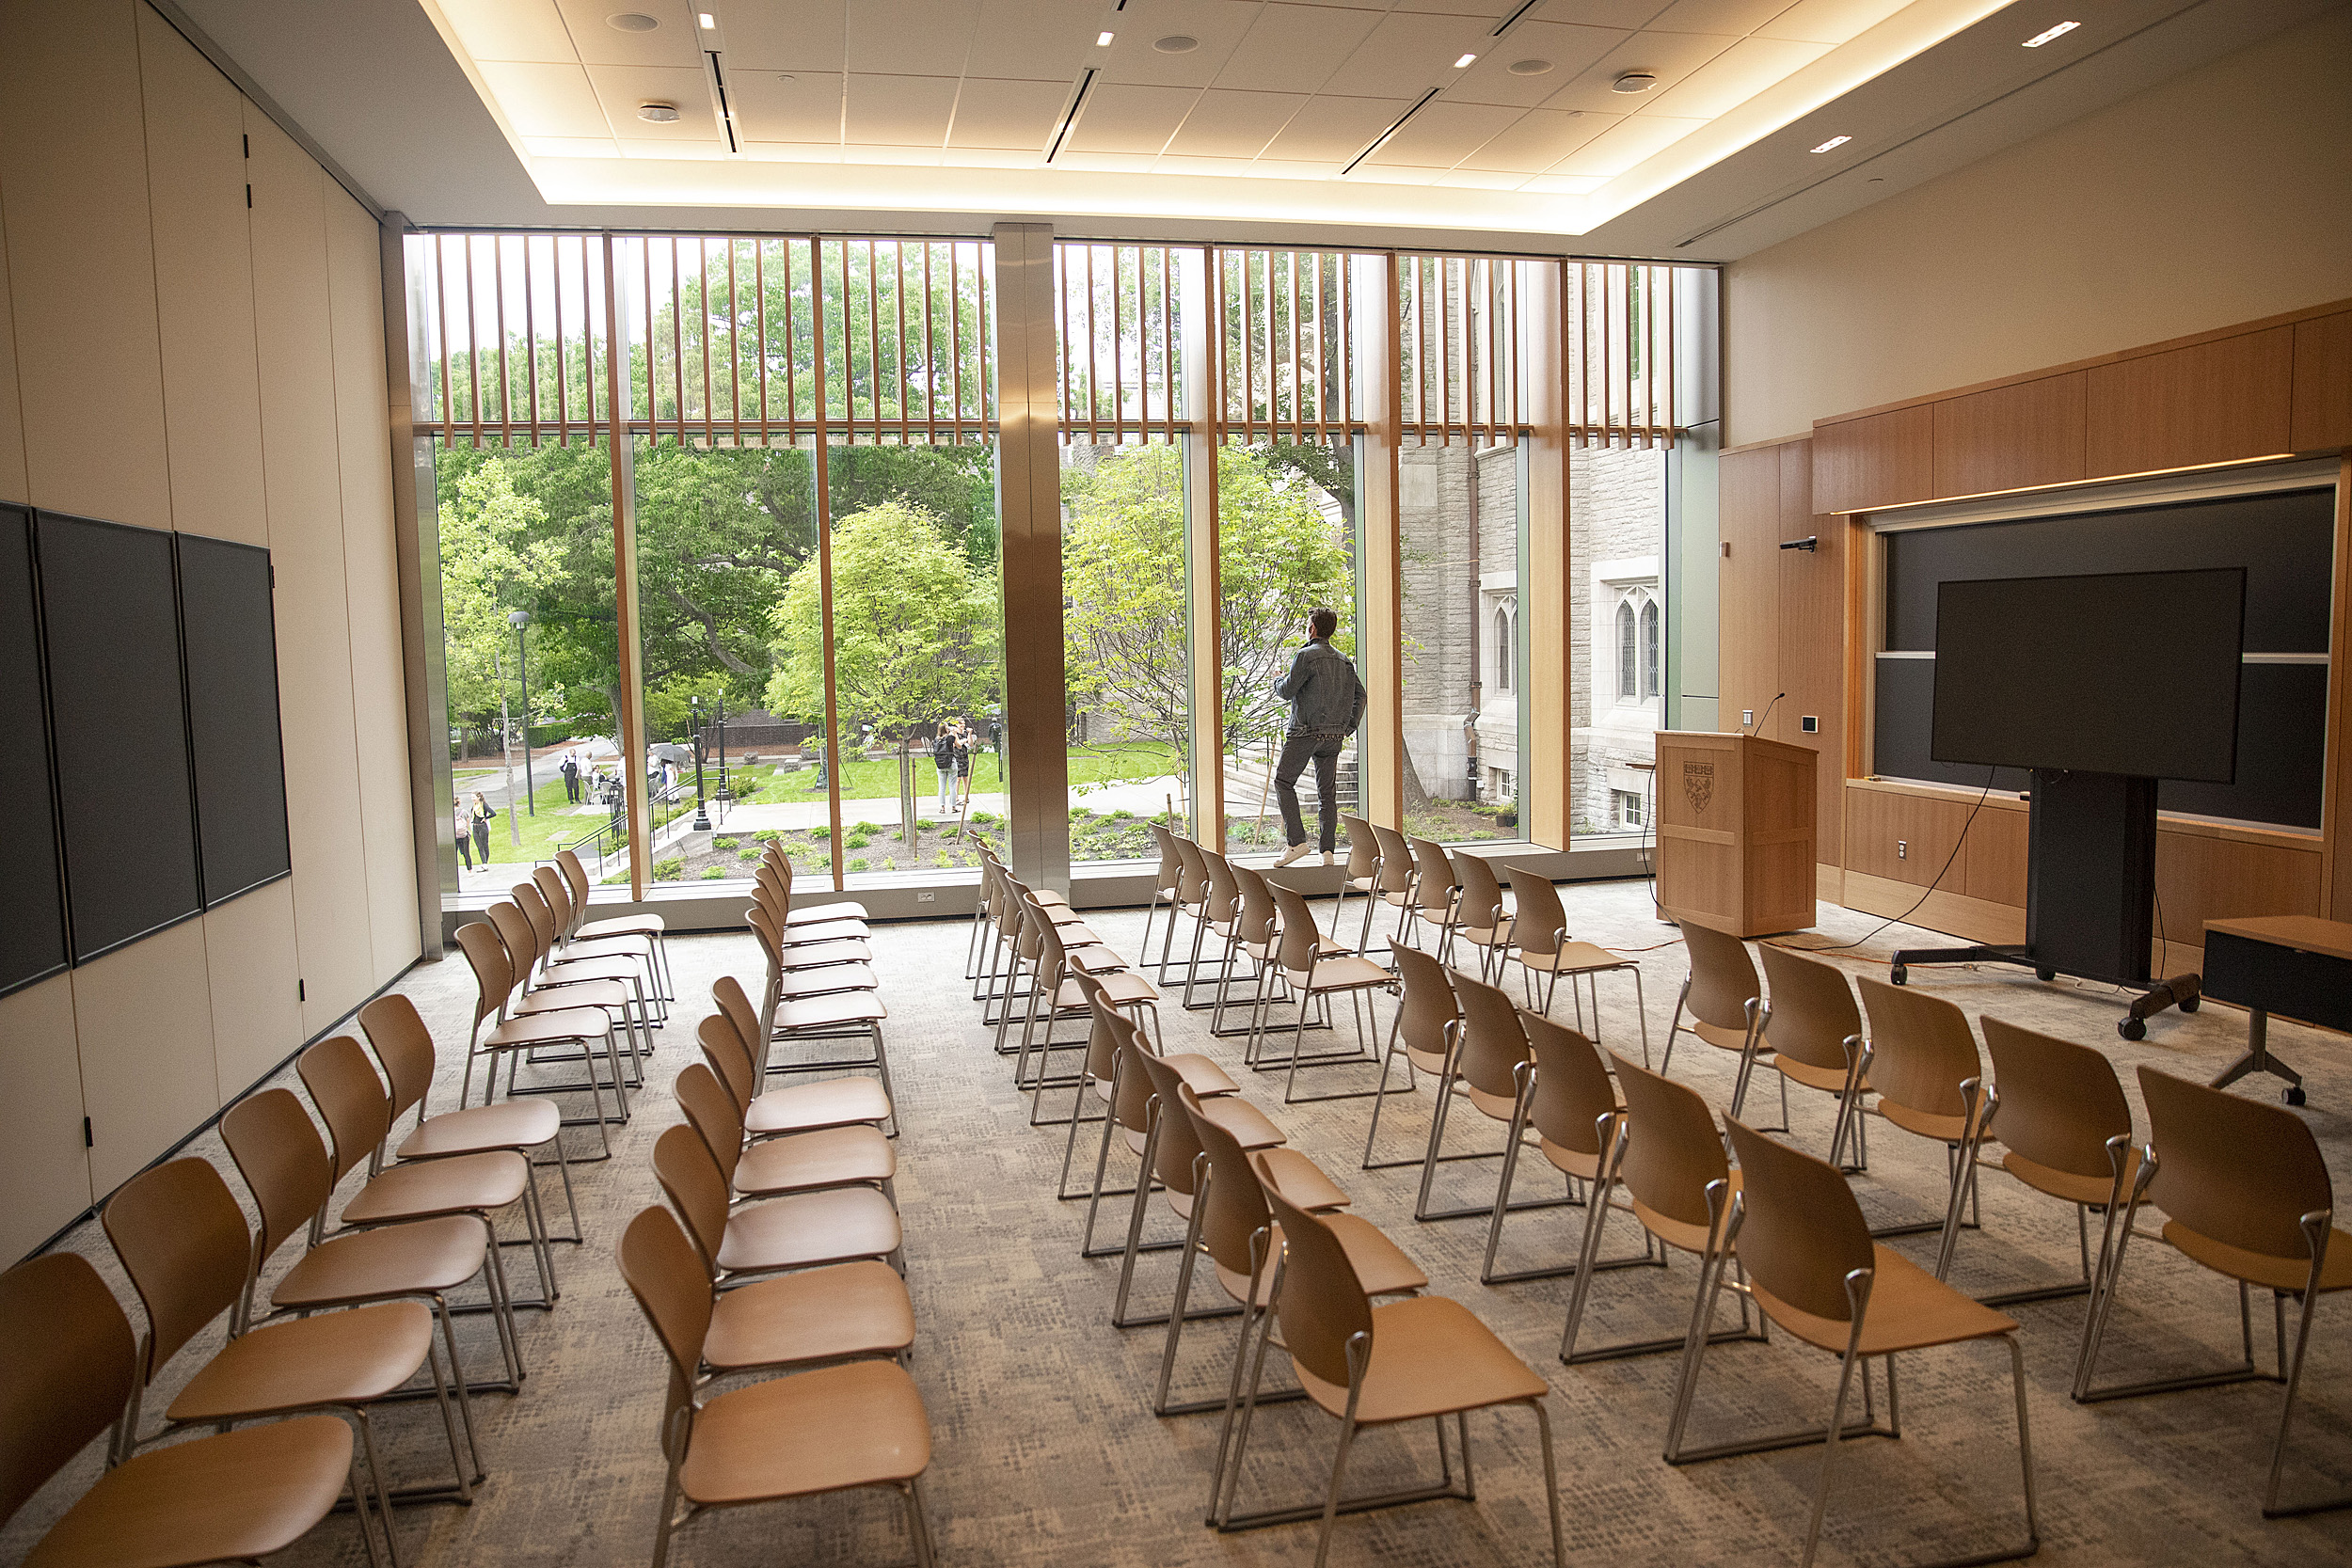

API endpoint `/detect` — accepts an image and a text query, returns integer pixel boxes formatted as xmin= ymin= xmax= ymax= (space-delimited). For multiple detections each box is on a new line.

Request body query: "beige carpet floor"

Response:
xmin=7 ymin=877 xmax=2351 ymax=1567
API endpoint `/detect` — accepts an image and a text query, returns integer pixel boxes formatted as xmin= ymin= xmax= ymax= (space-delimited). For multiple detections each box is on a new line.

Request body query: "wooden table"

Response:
xmin=2199 ymin=915 xmax=2352 ymax=1105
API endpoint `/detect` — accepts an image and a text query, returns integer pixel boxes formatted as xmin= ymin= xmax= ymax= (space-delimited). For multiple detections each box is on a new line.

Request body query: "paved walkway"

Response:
xmin=718 ymin=765 xmax=1295 ymax=833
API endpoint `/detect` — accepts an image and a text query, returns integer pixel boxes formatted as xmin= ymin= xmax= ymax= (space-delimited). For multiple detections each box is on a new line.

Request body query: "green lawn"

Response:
xmin=734 ymin=740 xmax=1180 ymax=802
xmin=453 ymin=771 xmax=681 ymax=876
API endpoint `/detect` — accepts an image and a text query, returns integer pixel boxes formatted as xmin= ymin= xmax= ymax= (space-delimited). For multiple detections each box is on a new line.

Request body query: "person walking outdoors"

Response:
xmin=469 ymin=790 xmax=496 ymax=869
xmin=453 ymin=798 xmax=473 ymax=873
xmin=1271 ymin=606 xmax=1367 ymax=868
xmin=560 ymin=750 xmax=580 ymax=803
xmin=932 ymin=719 xmax=962 ymax=814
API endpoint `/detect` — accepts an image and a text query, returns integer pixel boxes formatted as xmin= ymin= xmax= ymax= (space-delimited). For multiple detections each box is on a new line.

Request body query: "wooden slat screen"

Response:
xmin=1210 ymin=247 xmax=1354 ymax=444
xmin=1396 ymin=253 xmax=1519 ymax=448
xmin=1566 ymin=261 xmax=1677 ymax=450
xmin=1053 ymin=242 xmax=1184 ymax=442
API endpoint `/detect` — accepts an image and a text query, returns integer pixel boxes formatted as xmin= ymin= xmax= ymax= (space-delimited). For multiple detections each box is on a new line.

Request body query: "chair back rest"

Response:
xmin=616 ymin=1205 xmax=713 ymax=1393
xmin=501 ymin=885 xmax=556 ymax=970
xmin=0 ymin=1253 xmax=135 ymax=1528
xmin=453 ymin=917 xmax=516 ymax=1023
xmin=1340 ymin=815 xmax=1377 ymax=879
xmin=711 ymin=974 xmax=766 ymax=1068
xmin=297 ymin=1035 xmax=394 ymax=1187
xmin=1607 ymin=1052 xmax=1727 ymax=1232
xmin=103 ymin=1158 xmax=249 ymax=1385
xmin=555 ymin=850 xmax=593 ymax=937
xmin=1108 ymin=1016 xmax=1156 ymax=1134
xmin=2138 ymin=1065 xmax=2333 ymax=1260
xmin=1408 ymin=836 xmax=1458 ymax=915
xmin=1453 ymin=852 xmax=1505 ymax=933
xmin=1231 ymin=863 xmax=1279 ymax=950
xmin=1678 ymin=921 xmax=1760 ymax=1032
xmin=1171 ymin=835 xmax=1211 ymax=906
xmin=745 ymin=904 xmax=788 ymax=979
xmin=1855 ymin=975 xmax=1980 ymax=1120
xmin=1724 ymin=1117 xmax=1875 ymax=1323
xmin=532 ymin=867 xmax=577 ymax=941
xmin=696 ymin=1014 xmax=756 ymax=1113
xmin=1259 ymin=1171 xmax=1373 ymax=1389
xmin=1028 ymin=898 xmax=1070 ymax=974
xmin=648 ymin=1124 xmax=729 ymax=1276
xmin=1979 ymin=1017 xmax=2131 ymax=1180
xmin=1182 ymin=1084 xmax=1273 ymax=1276
xmin=1368 ymin=823 xmax=1415 ymax=895
xmin=1389 ymin=941 xmax=1461 ymax=1061
xmin=219 ymin=1087 xmax=333 ymax=1259
xmin=357 ymin=992 xmax=437 ymax=1124
xmin=674 ymin=1063 xmax=745 ymax=1185
xmin=1201 ymin=849 xmax=1242 ymax=927
xmin=1448 ymin=969 xmax=1532 ymax=1101
xmin=1756 ymin=943 xmax=1861 ymax=1074
xmin=1148 ymin=821 xmax=1184 ymax=893
xmin=1072 ymin=974 xmax=1120 ymax=1084
xmin=1522 ymin=1013 xmax=1615 ymax=1158
xmin=1502 ymin=868 xmax=1565 ymax=957
xmin=1134 ymin=1048 xmax=1205 ymax=1195
xmin=1268 ymin=880 xmax=1325 ymax=976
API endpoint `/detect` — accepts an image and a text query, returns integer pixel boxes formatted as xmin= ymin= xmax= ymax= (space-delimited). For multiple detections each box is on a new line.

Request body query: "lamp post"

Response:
xmin=713 ymin=694 xmax=729 ymax=800
xmin=690 ymin=696 xmax=712 ymax=832
xmin=509 ymin=610 xmax=535 ymax=831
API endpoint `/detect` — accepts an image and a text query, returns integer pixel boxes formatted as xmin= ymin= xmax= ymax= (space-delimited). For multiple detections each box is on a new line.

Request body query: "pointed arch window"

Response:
xmin=1615 ymin=599 xmax=1636 ymax=700
xmin=1640 ymin=598 xmax=1661 ymax=700
xmin=1494 ymin=605 xmax=1515 ymax=692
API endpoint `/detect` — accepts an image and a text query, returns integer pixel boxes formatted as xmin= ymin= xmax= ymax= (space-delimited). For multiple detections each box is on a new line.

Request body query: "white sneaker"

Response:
xmin=1322 ymin=852 xmax=1336 ymax=866
xmin=1274 ymin=843 xmax=1311 ymax=867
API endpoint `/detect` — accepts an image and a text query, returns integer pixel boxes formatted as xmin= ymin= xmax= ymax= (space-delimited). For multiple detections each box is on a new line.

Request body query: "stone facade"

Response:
xmin=1571 ymin=447 xmax=1668 ymax=834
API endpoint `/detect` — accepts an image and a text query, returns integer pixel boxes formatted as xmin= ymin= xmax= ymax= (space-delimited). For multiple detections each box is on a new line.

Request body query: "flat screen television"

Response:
xmin=1931 ymin=566 xmax=2244 ymax=782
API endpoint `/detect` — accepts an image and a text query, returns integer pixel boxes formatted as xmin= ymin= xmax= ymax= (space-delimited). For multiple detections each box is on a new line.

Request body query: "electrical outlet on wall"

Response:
xmin=916 ymin=891 xmax=935 ymax=903
xmin=1897 ymin=840 xmax=1908 ymax=860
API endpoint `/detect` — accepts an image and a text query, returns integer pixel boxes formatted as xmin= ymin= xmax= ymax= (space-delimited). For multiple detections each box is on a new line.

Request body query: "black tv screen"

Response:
xmin=176 ymin=532 xmax=291 ymax=905
xmin=1931 ymin=567 xmax=2244 ymax=782
xmin=0 ymin=505 xmax=70 ymax=996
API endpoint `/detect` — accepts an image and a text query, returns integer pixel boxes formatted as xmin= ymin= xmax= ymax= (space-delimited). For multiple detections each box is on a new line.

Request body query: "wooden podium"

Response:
xmin=1654 ymin=731 xmax=1817 ymax=938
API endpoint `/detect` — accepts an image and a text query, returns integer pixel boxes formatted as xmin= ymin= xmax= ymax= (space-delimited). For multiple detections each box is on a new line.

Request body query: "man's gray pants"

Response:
xmin=1275 ymin=732 xmax=1344 ymax=852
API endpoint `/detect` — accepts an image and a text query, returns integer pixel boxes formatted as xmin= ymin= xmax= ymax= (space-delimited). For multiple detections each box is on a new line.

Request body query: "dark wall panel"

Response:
xmin=35 ymin=514 xmax=202 ymax=960
xmin=0 ymin=506 xmax=69 ymax=995
xmin=176 ymin=533 xmax=289 ymax=904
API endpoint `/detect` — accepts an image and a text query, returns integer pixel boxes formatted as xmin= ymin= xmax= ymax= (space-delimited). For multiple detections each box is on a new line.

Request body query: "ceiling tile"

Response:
xmin=839 ymin=142 xmax=948 ymax=166
xmin=844 ymin=73 xmax=962 ymax=147
xmin=712 ymin=1 xmax=846 ymax=71
xmin=1395 ymin=0 xmax=1517 ymax=16
xmin=964 ymin=0 xmax=1101 ymax=80
xmin=1096 ymin=0 xmax=1261 ymax=88
xmin=1328 ymin=12 xmax=1495 ymax=100
xmin=1449 ymin=23 xmax=1632 ymax=106
xmin=582 ymin=62 xmax=713 ymax=138
xmin=1644 ymin=0 xmax=1797 ymax=34
xmin=1643 ymin=34 xmax=1832 ymax=119
xmin=1066 ymin=82 xmax=1200 ymax=155
xmin=1363 ymin=101 xmax=1522 ymax=168
xmin=551 ymin=0 xmax=703 ymax=68
xmin=1216 ymin=5 xmax=1382 ymax=95
xmin=521 ymin=135 xmax=621 ymax=159
xmin=479 ymin=59 xmax=613 ymax=138
xmin=946 ymin=78 xmax=1071 ymax=150
xmin=1049 ymin=150 xmax=1161 ymax=173
xmin=615 ymin=137 xmax=725 ymax=158
xmin=843 ymin=0 xmax=978 ymax=76
xmin=1540 ymin=28 xmax=1736 ymax=112
xmin=1164 ymin=88 xmax=1308 ymax=158
xmin=1454 ymin=107 xmax=1613 ymax=171
xmin=1529 ymin=0 xmax=1679 ymax=28
xmin=1546 ymin=111 xmax=1705 ymax=175
xmin=743 ymin=141 xmax=845 ymax=164
xmin=1754 ymin=0 xmax=1906 ymax=45
xmin=727 ymin=71 xmax=845 ymax=142
xmin=1261 ymin=93 xmax=1412 ymax=163
xmin=437 ymin=0 xmax=575 ymax=63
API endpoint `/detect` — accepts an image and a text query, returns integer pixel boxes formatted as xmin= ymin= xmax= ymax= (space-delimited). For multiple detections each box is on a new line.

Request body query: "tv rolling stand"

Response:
xmin=1887 ymin=942 xmax=2201 ymax=1040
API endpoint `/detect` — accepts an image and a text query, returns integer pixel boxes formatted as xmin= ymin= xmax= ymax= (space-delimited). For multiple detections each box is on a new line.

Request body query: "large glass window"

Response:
xmin=1574 ymin=450 xmax=1669 ymax=837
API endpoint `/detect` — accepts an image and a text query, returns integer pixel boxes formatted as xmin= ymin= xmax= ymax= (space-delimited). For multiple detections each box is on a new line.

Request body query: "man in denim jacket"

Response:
xmin=1271 ymin=607 xmax=1368 ymax=867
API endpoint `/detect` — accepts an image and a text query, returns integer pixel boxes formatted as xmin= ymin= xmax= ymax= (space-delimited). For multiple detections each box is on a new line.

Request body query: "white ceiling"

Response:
xmin=160 ymin=0 xmax=2344 ymax=257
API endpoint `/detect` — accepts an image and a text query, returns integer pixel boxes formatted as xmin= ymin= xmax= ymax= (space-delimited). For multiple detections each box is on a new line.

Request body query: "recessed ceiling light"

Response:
xmin=1097 ymin=30 xmax=1114 ymax=46
xmin=1810 ymin=135 xmax=1851 ymax=153
xmin=1453 ymin=53 xmax=1478 ymax=69
xmin=2022 ymin=20 xmax=2079 ymax=47
xmin=697 ymin=11 xmax=715 ymax=28
xmin=1611 ymin=71 xmax=1657 ymax=94
xmin=606 ymin=12 xmax=658 ymax=31
xmin=1506 ymin=59 xmax=1552 ymax=76
xmin=774 ymin=72 xmax=796 ymax=83
xmin=638 ymin=102 xmax=682 ymax=123
xmin=1152 ymin=35 xmax=1198 ymax=54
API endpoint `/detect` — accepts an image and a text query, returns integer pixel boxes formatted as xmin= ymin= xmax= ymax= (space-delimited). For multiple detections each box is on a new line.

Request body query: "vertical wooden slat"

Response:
xmin=582 ymin=234 xmax=597 ymax=447
xmin=551 ymin=237 xmax=567 ymax=445
xmin=1159 ymin=245 xmax=1174 ymax=444
xmin=894 ymin=240 xmax=910 ymax=446
xmin=1085 ymin=244 xmax=1101 ymax=443
xmin=434 ymin=235 xmax=453 ymax=448
xmin=667 ymin=238 xmax=685 ymax=447
xmin=523 ymin=237 xmax=539 ymax=442
xmin=464 ymin=235 xmax=483 ymax=447
xmin=754 ymin=240 xmax=769 ymax=441
xmin=599 ymin=233 xmax=648 ymax=898
xmin=494 ymin=236 xmax=512 ymax=446
xmin=863 ymin=239 xmax=880 ymax=442
xmin=725 ymin=238 xmax=740 ymax=443
xmin=977 ymin=245 xmax=991 ymax=428
xmin=949 ymin=242 xmax=964 ymax=444
xmin=811 ymin=240 xmax=845 ymax=890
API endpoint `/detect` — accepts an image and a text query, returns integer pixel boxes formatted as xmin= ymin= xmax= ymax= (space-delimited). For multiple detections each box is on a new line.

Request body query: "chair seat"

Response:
xmin=1219 ymin=1212 xmax=1425 ymax=1307
xmin=1524 ymin=941 xmax=1629 ymax=975
xmin=1999 ymin=1148 xmax=2137 ymax=1209
xmin=1690 ymin=1019 xmax=1751 ymax=1053
xmin=1630 ymin=1169 xmax=1740 ymax=1258
xmin=776 ymin=992 xmax=889 ymax=1031
xmin=560 ymin=934 xmax=654 ymax=964
xmin=1775 ymin=1054 xmax=1860 ymax=1095
xmin=1458 ymin=920 xmax=1514 ymax=948
xmin=342 ymin=1149 xmax=528 ymax=1227
xmin=516 ymin=980 xmax=633 ymax=1017
xmin=2162 ymin=1218 xmax=2352 ymax=1295
xmin=776 ymin=963 xmax=880 ymax=999
xmin=398 ymin=1100 xmax=561 ymax=1160
xmin=485 ymin=1007 xmax=611 ymax=1048
xmin=1068 ymin=945 xmax=1128 ymax=976
xmin=783 ymin=898 xmax=869 ymax=925
xmin=735 ymin=1125 xmax=897 ymax=1196
xmin=1163 ymin=1052 xmax=1238 ymax=1099
xmin=680 ymin=1359 xmax=930 ymax=1506
xmin=166 ymin=1302 xmax=435 ymax=1422
xmin=1754 ymin=1243 xmax=2018 ymax=1356
xmin=1463 ymin=1083 xmax=1519 ymax=1120
xmin=1288 ymin=955 xmax=1391 ymax=992
xmin=1879 ymin=1098 xmax=1971 ymax=1145
xmin=22 ymin=1415 xmax=354 ymax=1568
xmin=704 ymin=1259 xmax=916 ymax=1372
xmin=1045 ymin=921 xmax=1102 ymax=947
xmin=272 ymin=1214 xmax=486 ymax=1307
xmin=1196 ymin=1096 xmax=1286 ymax=1152
xmin=1056 ymin=971 xmax=1158 ymax=1009
xmin=775 ymin=939 xmax=873 ymax=970
xmin=536 ymin=956 xmax=644 ymax=987
xmin=1405 ymin=1046 xmax=1450 ymax=1075
xmin=1254 ymin=1147 xmax=1351 ymax=1212
xmin=716 ymin=1187 xmax=903 ymax=1275
xmin=1295 ymin=1295 xmax=1544 ymax=1425
xmin=580 ymin=912 xmax=664 ymax=941
xmin=777 ymin=922 xmax=873 ymax=949
xmin=1537 ymin=1135 xmax=1603 ymax=1181
xmin=746 ymin=1076 xmax=894 ymax=1136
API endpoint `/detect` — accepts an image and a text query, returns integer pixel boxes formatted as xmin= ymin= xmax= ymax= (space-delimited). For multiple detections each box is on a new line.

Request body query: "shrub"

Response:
xmin=934 ymin=850 xmax=954 ymax=866
xmin=849 ymin=857 xmax=869 ymax=872
xmin=1109 ymin=808 xmax=1133 ymax=819
xmin=914 ymin=818 xmax=935 ymax=831
xmin=852 ymin=820 xmax=880 ymax=834
xmin=712 ymin=836 xmax=738 ymax=850
xmin=754 ymin=829 xmax=781 ymax=842
xmin=970 ymin=811 xmax=999 ymax=827
xmin=700 ymin=865 xmax=724 ymax=879
xmin=737 ymin=847 xmax=760 ymax=862
xmin=810 ymin=825 xmax=830 ymax=841
xmin=652 ymin=857 xmax=684 ymax=880
xmin=845 ymin=833 xmax=871 ymax=849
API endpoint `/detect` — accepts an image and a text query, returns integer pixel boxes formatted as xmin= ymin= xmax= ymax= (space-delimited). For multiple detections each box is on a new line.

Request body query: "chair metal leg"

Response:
xmin=2265 ymin=1217 xmax=2350 ymax=1518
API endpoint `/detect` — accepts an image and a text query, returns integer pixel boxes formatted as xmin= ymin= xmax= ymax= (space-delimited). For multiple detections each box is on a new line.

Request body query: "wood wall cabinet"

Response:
xmin=1812 ymin=404 xmax=1933 ymax=515
xmin=1932 ymin=373 xmax=2086 ymax=498
xmin=2293 ymin=311 xmax=2352 ymax=453
xmin=2085 ymin=326 xmax=2295 ymax=476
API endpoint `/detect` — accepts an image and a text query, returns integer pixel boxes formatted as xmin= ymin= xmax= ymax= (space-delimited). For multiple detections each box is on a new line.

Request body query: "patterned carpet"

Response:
xmin=7 ymin=877 xmax=2351 ymax=1567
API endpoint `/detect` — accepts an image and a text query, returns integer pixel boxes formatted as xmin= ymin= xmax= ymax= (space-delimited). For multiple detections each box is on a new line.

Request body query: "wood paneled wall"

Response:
xmin=0 ymin=0 xmax=414 ymax=1262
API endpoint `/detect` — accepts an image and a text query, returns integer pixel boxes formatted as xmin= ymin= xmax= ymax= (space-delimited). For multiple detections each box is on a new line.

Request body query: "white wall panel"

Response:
xmin=202 ymin=879 xmax=303 ymax=1101
xmin=72 ymin=919 xmax=219 ymax=1196
xmin=0 ymin=975 xmax=91 ymax=1261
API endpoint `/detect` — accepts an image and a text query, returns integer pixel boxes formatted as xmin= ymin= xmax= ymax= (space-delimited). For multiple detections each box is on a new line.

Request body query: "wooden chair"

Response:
xmin=485 ymin=898 xmax=648 ymax=1096
xmin=1398 ymin=835 xmax=1462 ymax=955
xmin=1140 ymin=820 xmax=1189 ymax=983
xmin=649 ymin=1116 xmax=903 ymax=1282
xmin=0 ymin=1251 xmax=381 ymax=1568
xmin=1016 ymin=896 xmax=1155 ymax=1118
xmin=697 ymin=993 xmax=893 ymax=1144
xmin=754 ymin=845 xmax=872 ymax=931
xmin=1113 ymin=1044 xmax=1290 ymax=1330
xmin=1362 ymin=821 xmax=1419 ymax=958
xmin=745 ymin=908 xmax=898 ymax=1123
xmin=1850 ymin=974 xmax=1990 ymax=1239
xmin=1262 ymin=880 xmax=1393 ymax=1104
xmin=1445 ymin=851 xmax=1515 ymax=980
xmin=1054 ymin=971 xmax=1234 ymax=1202
xmin=1170 ymin=834 xmax=1229 ymax=1006
xmin=1329 ymin=815 xmax=1382 ymax=956
xmin=1501 ymin=867 xmax=1648 ymax=1055
xmin=451 ymin=915 xmax=626 ymax=1149
xmin=2079 ymin=1067 xmax=2350 ymax=1516
xmin=1739 ymin=944 xmax=1867 ymax=1163
xmin=1483 ymin=1011 xmax=1661 ymax=1287
xmin=616 ymin=1206 xmax=936 ymax=1568
xmin=1359 ymin=942 xmax=1459 ymax=1170
xmin=518 ymin=870 xmax=662 ymax=1034
xmin=1657 ymin=918 xmax=1760 ymax=1083
xmin=1073 ymin=998 xmax=1243 ymax=1259
xmin=1414 ymin=970 xmax=1574 ymax=1229
xmin=675 ymin=1061 xmax=897 ymax=1211
xmin=555 ymin=847 xmax=674 ymax=1002
xmin=1694 ymin=1119 xmax=2038 ymax=1567
xmin=1216 ymin=1179 xmax=1565 ymax=1563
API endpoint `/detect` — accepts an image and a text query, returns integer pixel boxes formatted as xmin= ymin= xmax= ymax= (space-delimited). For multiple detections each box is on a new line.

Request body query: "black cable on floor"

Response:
xmin=1767 ymin=767 xmax=1998 ymax=957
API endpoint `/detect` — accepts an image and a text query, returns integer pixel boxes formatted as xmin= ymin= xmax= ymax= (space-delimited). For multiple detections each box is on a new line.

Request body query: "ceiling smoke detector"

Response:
xmin=607 ymin=12 xmax=659 ymax=31
xmin=1507 ymin=58 xmax=1553 ymax=76
xmin=1611 ymin=71 xmax=1658 ymax=93
xmin=1152 ymin=35 xmax=1198 ymax=54
xmin=637 ymin=102 xmax=683 ymax=123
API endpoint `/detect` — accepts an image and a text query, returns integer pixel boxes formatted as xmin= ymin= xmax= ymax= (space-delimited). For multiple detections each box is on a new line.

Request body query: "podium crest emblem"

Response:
xmin=1682 ymin=761 xmax=1714 ymax=814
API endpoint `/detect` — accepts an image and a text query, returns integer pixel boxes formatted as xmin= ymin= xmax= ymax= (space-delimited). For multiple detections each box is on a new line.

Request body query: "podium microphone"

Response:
xmin=1746 ymin=691 xmax=1786 ymax=736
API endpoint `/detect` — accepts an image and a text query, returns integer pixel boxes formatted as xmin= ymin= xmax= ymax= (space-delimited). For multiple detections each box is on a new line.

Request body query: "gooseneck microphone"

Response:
xmin=1748 ymin=691 xmax=1786 ymax=735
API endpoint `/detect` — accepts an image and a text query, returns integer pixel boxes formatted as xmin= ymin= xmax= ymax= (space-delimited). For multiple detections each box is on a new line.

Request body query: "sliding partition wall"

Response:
xmin=406 ymin=229 xmax=1708 ymax=907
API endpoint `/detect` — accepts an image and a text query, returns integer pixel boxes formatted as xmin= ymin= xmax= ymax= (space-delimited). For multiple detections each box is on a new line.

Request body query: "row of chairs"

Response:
xmin=614 ymin=847 xmax=941 ymax=1567
xmin=0 ymin=991 xmax=573 ymax=1567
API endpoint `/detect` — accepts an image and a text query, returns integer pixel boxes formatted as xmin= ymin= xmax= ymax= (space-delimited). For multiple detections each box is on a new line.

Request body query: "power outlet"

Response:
xmin=915 ymin=890 xmax=936 ymax=903
xmin=1740 ymin=709 xmax=1754 ymax=726
xmin=1897 ymin=840 xmax=1908 ymax=860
